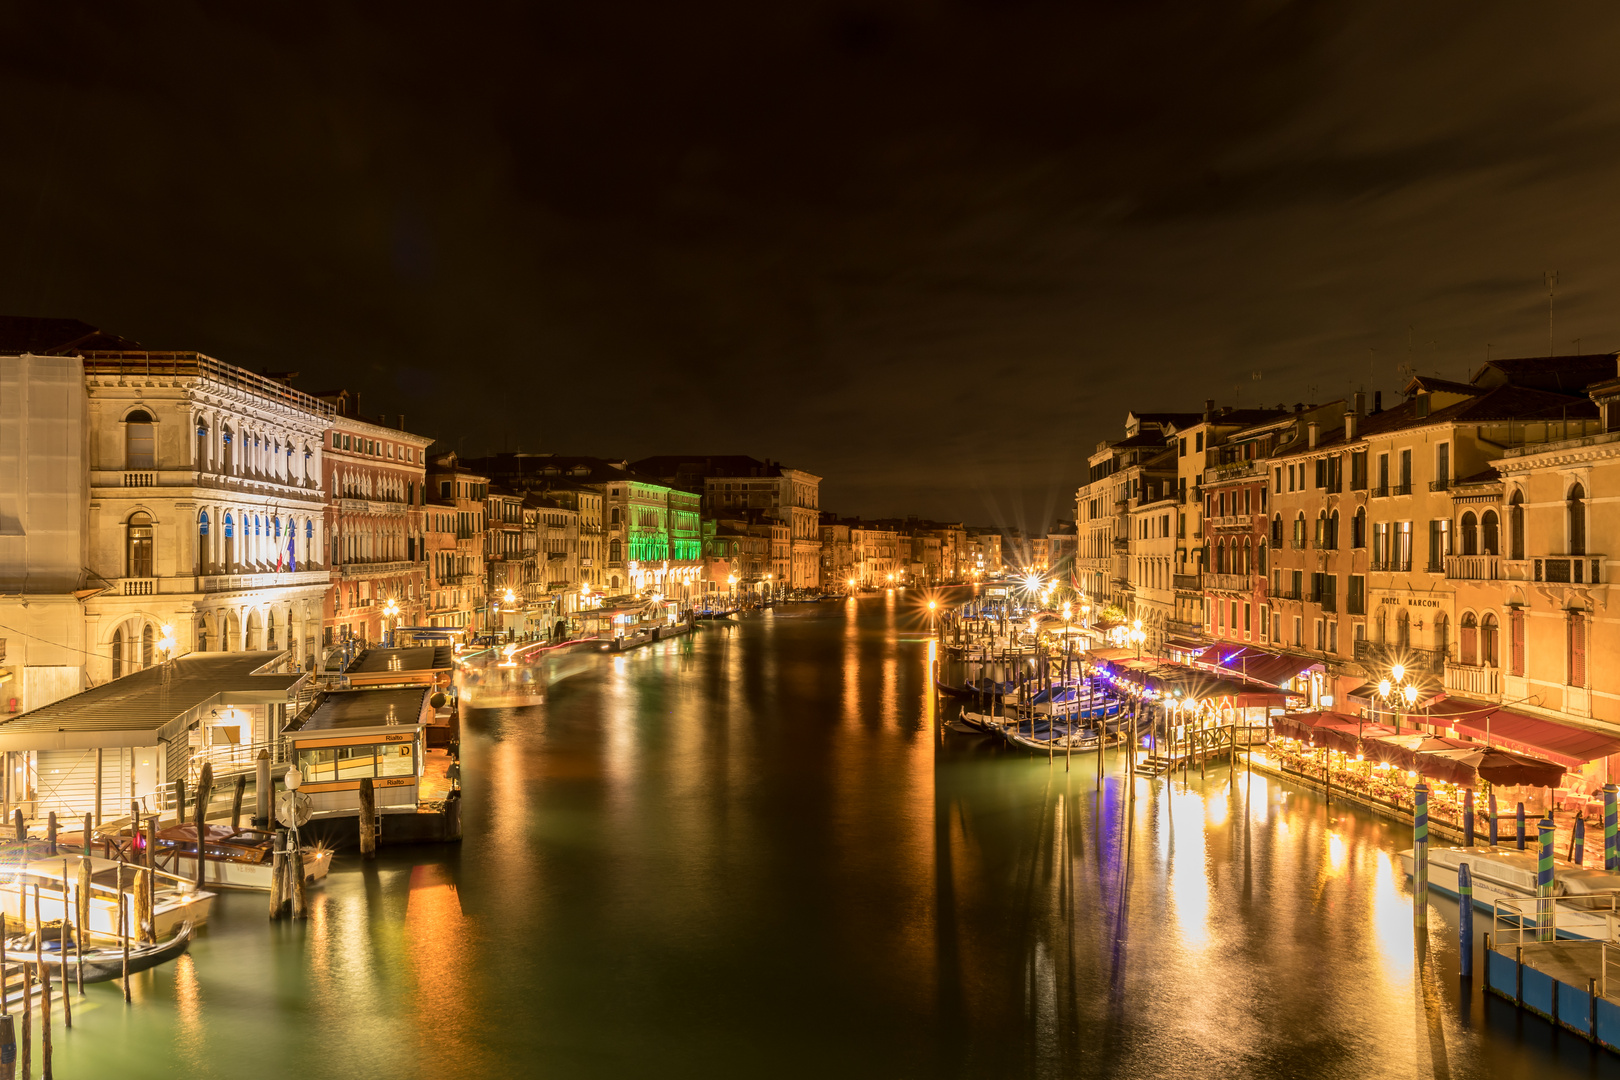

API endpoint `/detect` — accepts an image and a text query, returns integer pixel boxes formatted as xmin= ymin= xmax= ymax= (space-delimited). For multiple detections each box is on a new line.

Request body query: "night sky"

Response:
xmin=3 ymin=4 xmax=1617 ymax=528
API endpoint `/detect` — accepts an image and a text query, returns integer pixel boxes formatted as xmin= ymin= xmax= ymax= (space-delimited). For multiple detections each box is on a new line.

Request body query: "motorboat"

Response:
xmin=154 ymin=825 xmax=333 ymax=891
xmin=1396 ymin=843 xmax=1620 ymax=941
xmin=10 ymin=919 xmax=193 ymax=985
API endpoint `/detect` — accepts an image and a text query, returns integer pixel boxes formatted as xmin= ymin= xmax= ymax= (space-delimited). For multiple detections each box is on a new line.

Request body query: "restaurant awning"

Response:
xmin=1192 ymin=644 xmax=1318 ymax=688
xmin=1444 ymin=705 xmax=1620 ymax=768
xmin=1164 ymin=635 xmax=1207 ymax=653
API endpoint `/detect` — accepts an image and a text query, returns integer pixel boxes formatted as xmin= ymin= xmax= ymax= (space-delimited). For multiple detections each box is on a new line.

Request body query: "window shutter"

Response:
xmin=1570 ymin=613 xmax=1587 ymax=687
xmin=1509 ymin=609 xmax=1525 ymax=677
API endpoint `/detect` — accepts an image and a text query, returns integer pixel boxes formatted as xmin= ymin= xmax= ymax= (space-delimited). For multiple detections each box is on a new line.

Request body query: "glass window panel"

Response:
xmin=379 ymin=742 xmax=416 ymax=778
xmin=296 ymin=747 xmax=336 ymax=781
xmin=335 ymin=744 xmax=376 ymax=781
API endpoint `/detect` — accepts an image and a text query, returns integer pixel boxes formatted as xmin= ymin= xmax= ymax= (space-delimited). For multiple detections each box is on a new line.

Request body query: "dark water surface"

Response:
xmin=48 ymin=596 xmax=1620 ymax=1077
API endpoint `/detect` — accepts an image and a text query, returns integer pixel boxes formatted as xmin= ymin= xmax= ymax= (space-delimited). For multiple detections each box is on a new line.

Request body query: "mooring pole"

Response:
xmin=1516 ymin=802 xmax=1526 ymax=851
xmin=1537 ymin=818 xmax=1555 ymax=943
xmin=1463 ymin=788 xmax=1475 ymax=848
xmin=1458 ymin=862 xmax=1474 ymax=978
xmin=1488 ymin=792 xmax=1499 ymax=846
xmin=1573 ymin=815 xmax=1587 ymax=865
xmin=1414 ymin=782 xmax=1429 ymax=932
xmin=1606 ymin=783 xmax=1618 ymax=871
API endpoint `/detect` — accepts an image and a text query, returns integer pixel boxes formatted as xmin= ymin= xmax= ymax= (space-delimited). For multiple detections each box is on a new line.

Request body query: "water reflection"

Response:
xmin=36 ymin=597 xmax=1620 ymax=1079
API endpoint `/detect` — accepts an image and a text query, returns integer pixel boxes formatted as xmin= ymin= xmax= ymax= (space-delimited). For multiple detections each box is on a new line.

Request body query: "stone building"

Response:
xmin=316 ymin=391 xmax=433 ymax=648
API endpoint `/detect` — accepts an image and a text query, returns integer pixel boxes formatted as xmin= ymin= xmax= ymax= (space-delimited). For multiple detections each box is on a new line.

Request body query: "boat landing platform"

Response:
xmin=1485 ymin=936 xmax=1620 ymax=1050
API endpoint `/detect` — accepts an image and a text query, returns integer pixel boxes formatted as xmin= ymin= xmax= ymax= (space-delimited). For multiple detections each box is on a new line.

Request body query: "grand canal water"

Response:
xmin=43 ymin=594 xmax=1620 ymax=1077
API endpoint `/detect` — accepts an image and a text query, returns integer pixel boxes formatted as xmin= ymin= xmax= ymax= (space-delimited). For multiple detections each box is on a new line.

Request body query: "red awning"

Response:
xmin=1193 ymin=644 xmax=1318 ymax=688
xmin=1448 ymin=707 xmax=1620 ymax=768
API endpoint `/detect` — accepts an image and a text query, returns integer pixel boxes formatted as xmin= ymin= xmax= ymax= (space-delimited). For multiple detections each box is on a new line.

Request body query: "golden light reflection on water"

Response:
xmin=1166 ymin=786 xmax=1210 ymax=955
xmin=1371 ymin=853 xmax=1415 ymax=988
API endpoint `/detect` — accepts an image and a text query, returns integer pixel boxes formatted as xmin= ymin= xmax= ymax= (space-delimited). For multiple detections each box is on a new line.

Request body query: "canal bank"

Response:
xmin=20 ymin=596 xmax=1617 ymax=1079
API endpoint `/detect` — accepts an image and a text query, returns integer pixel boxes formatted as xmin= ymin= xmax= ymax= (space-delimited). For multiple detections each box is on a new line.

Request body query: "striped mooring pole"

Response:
xmin=1489 ymin=792 xmax=1499 ymax=845
xmin=1464 ymin=788 xmax=1475 ymax=847
xmin=1605 ymin=783 xmax=1618 ymax=870
xmin=1414 ymin=782 xmax=1429 ymax=931
xmin=1537 ymin=818 xmax=1555 ymax=942
xmin=1574 ymin=815 xmax=1587 ymax=865
xmin=1516 ymin=802 xmax=1526 ymax=850
xmin=1458 ymin=862 xmax=1474 ymax=978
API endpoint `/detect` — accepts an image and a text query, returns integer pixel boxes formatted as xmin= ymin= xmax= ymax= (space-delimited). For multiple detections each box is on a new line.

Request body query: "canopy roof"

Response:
xmin=1192 ymin=644 xmax=1319 ymax=688
xmin=1441 ymin=701 xmax=1620 ymax=768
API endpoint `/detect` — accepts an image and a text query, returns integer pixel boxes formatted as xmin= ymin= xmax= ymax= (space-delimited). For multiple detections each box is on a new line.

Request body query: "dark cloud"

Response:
xmin=2 ymin=2 xmax=1618 ymax=529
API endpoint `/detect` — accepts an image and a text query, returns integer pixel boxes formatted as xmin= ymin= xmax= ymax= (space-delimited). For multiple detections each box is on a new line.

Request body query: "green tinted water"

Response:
xmin=41 ymin=595 xmax=1620 ymax=1078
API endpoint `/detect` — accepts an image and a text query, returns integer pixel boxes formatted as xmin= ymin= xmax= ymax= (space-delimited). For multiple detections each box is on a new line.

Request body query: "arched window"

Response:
xmin=1215 ymin=541 xmax=1227 ymax=574
xmin=1327 ymin=509 xmax=1340 ymax=550
xmin=1243 ymin=537 xmax=1253 ymax=575
xmin=611 ymin=507 xmax=621 ymax=526
xmin=198 ymin=510 xmax=210 ymax=574
xmin=1271 ymin=515 xmax=1283 ymax=546
xmin=195 ymin=417 xmax=209 ymax=469
xmin=1569 ymin=483 xmax=1587 ymax=555
xmin=1460 ymin=612 xmax=1478 ymax=665
xmin=1257 ymin=542 xmax=1267 ymax=575
xmin=1396 ymin=608 xmax=1410 ymax=648
xmin=221 ymin=426 xmax=234 ymax=473
xmin=1481 ymin=612 xmax=1499 ymax=667
xmin=610 ymin=538 xmax=622 ymax=563
xmin=1460 ymin=511 xmax=1478 ymax=556
xmin=1316 ymin=510 xmax=1328 ymax=547
xmin=1374 ymin=608 xmax=1386 ymax=644
xmin=1352 ymin=507 xmax=1366 ymax=549
xmin=125 ymin=409 xmax=155 ymax=469
xmin=141 ymin=624 xmax=155 ymax=668
xmin=111 ymin=627 xmax=124 ymax=680
xmin=224 ymin=512 xmax=236 ymax=570
xmin=1294 ymin=512 xmax=1306 ymax=547
xmin=1482 ymin=510 xmax=1500 ymax=556
xmin=1510 ymin=491 xmax=1525 ymax=560
xmin=127 ymin=512 xmax=154 ymax=577
xmin=1433 ymin=612 xmax=1449 ymax=659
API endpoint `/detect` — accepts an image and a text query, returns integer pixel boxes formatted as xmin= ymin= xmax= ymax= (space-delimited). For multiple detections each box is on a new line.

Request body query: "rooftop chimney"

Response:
xmin=1353 ymin=391 xmax=1365 ymax=417
xmin=1203 ymin=398 xmax=1215 ymax=422
xmin=1343 ymin=404 xmax=1358 ymax=442
xmin=1307 ymin=421 xmax=1319 ymax=448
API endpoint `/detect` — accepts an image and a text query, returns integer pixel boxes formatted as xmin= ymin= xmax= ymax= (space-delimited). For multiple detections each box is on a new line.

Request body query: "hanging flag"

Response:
xmin=287 ymin=527 xmax=297 ymax=573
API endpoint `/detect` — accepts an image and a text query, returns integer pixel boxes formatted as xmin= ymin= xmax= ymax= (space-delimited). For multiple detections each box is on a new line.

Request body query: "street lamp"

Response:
xmin=1130 ymin=618 xmax=1145 ymax=660
xmin=928 ymin=598 xmax=938 ymax=635
xmin=1378 ymin=662 xmax=1422 ymax=733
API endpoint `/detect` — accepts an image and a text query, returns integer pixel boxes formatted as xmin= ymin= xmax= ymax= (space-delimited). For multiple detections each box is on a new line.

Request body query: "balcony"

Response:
xmin=1112 ymin=537 xmax=1129 ymax=551
xmin=1205 ymin=459 xmax=1263 ymax=483
xmin=120 ymin=577 xmax=155 ymax=596
xmin=1209 ymin=514 xmax=1252 ymax=529
xmin=1391 ymin=483 xmax=1412 ymax=496
xmin=1445 ymin=554 xmax=1501 ymax=581
xmin=1205 ymin=573 xmax=1253 ymax=593
xmin=199 ymin=569 xmax=331 ymax=593
xmin=338 ymin=561 xmax=415 ymax=579
xmin=1173 ymin=573 xmax=1202 ymax=591
xmin=1536 ymin=555 xmax=1604 ymax=585
xmin=1354 ymin=639 xmax=1443 ymax=672
xmin=1369 ymin=485 xmax=1388 ymax=499
xmin=124 ymin=471 xmax=156 ymax=488
xmin=1445 ymin=662 xmax=1501 ymax=698
xmin=1290 ymin=538 xmax=1307 ymax=550
xmin=1429 ymin=478 xmax=1452 ymax=492
xmin=1369 ymin=558 xmax=1413 ymax=573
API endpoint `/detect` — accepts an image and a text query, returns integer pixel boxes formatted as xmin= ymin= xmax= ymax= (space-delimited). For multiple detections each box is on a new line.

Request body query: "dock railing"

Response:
xmin=1492 ymin=895 xmax=1558 ymax=946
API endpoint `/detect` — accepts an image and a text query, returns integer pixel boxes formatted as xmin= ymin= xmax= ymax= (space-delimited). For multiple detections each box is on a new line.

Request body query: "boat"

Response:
xmin=17 ymin=920 xmax=194 ymax=985
xmin=154 ymin=825 xmax=333 ymax=891
xmin=0 ymin=849 xmax=215 ymax=936
xmin=1396 ymin=843 xmax=1620 ymax=940
xmin=1001 ymin=716 xmax=1101 ymax=753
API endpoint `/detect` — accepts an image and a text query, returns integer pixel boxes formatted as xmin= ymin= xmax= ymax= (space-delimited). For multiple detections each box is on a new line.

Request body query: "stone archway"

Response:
xmin=226 ymin=609 xmax=242 ymax=652
xmin=246 ymin=609 xmax=263 ymax=651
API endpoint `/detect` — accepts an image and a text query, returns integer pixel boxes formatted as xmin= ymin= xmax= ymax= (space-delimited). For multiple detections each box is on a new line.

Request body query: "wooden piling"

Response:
xmin=231 ymin=775 xmax=247 ymax=830
xmin=268 ymin=829 xmax=287 ymax=919
xmin=45 ymin=813 xmax=56 ymax=856
xmin=33 ymin=886 xmax=49 ymax=1080
xmin=174 ymin=778 xmax=185 ymax=827
xmin=81 ymin=814 xmax=91 ymax=858
xmin=133 ymin=868 xmax=152 ymax=944
xmin=0 ymin=912 xmax=6 ymax=1018
xmin=359 ymin=778 xmax=377 ymax=860
xmin=57 ymin=866 xmax=69 ymax=1028
xmin=0 ymin=1013 xmax=13 ymax=1080
xmin=94 ymin=746 xmax=103 ymax=827
xmin=118 ymin=861 xmax=129 ymax=1002
xmin=75 ymin=860 xmax=90 ymax=997
xmin=20 ymin=951 xmax=28 ymax=1080
xmin=255 ymin=750 xmax=271 ymax=827
xmin=10 ymin=812 xmax=20 ymax=842
xmin=291 ymin=831 xmax=310 ymax=919
xmin=144 ymin=817 xmax=157 ymax=928
xmin=193 ymin=763 xmax=214 ymax=893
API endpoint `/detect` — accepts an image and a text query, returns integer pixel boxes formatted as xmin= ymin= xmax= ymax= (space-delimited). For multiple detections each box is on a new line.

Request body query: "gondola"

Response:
xmin=15 ymin=920 xmax=193 ymax=986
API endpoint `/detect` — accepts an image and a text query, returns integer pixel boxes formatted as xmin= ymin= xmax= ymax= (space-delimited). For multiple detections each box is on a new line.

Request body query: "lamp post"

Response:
xmin=928 ymin=599 xmax=938 ymax=635
xmin=383 ymin=597 xmax=400 ymax=646
xmin=1377 ymin=662 xmax=1422 ymax=734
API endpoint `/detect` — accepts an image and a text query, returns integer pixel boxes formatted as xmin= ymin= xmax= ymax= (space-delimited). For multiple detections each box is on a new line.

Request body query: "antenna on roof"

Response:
xmin=1545 ymin=270 xmax=1559 ymax=356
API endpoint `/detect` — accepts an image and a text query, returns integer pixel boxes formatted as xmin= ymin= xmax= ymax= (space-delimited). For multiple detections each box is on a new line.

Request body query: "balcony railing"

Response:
xmin=1369 ymin=485 xmax=1388 ymax=498
xmin=121 ymin=577 xmax=155 ymax=596
xmin=338 ymin=561 xmax=416 ymax=578
xmin=1391 ymin=483 xmax=1412 ymax=496
xmin=1536 ymin=555 xmax=1604 ymax=584
xmin=1206 ymin=573 xmax=1253 ymax=593
xmin=199 ymin=569 xmax=331 ymax=592
xmin=1445 ymin=662 xmax=1500 ymax=698
xmin=1290 ymin=538 xmax=1307 ymax=550
xmin=124 ymin=471 xmax=156 ymax=487
xmin=1354 ymin=639 xmax=1443 ymax=672
xmin=1430 ymin=478 xmax=1452 ymax=492
xmin=1445 ymin=554 xmax=1501 ymax=581
xmin=1369 ymin=558 xmax=1413 ymax=572
xmin=1173 ymin=573 xmax=1202 ymax=590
